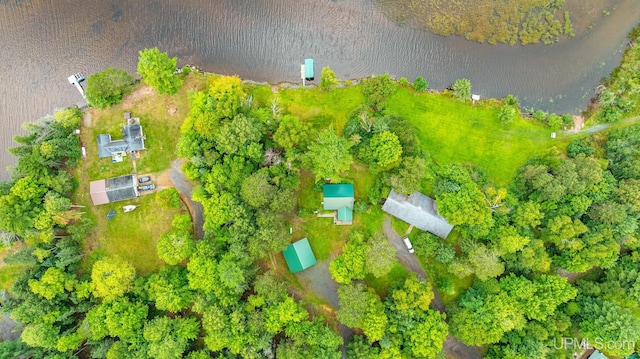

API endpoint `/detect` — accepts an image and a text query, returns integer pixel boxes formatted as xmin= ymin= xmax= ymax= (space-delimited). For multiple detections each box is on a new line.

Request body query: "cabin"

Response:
xmin=282 ymin=238 xmax=317 ymax=273
xmin=89 ymin=175 xmax=139 ymax=206
xmin=96 ymin=116 xmax=145 ymax=162
xmin=323 ymin=184 xmax=354 ymax=225
xmin=382 ymin=189 xmax=453 ymax=239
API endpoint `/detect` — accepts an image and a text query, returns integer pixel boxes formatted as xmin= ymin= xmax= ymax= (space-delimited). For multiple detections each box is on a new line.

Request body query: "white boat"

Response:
xmin=123 ymin=205 xmax=137 ymax=213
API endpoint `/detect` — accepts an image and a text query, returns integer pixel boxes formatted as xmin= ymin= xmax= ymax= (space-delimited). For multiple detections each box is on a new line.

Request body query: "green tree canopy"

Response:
xmin=84 ymin=67 xmax=134 ymax=109
xmin=91 ymin=258 xmax=136 ymax=300
xmin=452 ymin=78 xmax=472 ymax=101
xmin=305 ymin=127 xmax=353 ymax=181
xmin=137 ymin=47 xmax=183 ymax=95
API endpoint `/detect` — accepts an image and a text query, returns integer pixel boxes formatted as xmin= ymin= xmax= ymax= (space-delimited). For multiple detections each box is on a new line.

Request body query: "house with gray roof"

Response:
xmin=89 ymin=175 xmax=139 ymax=205
xmin=323 ymin=184 xmax=354 ymax=225
xmin=97 ymin=117 xmax=145 ymax=160
xmin=382 ymin=189 xmax=453 ymax=239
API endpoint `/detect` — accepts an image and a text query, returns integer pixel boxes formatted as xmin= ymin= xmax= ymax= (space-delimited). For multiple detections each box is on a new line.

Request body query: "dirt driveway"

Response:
xmin=382 ymin=216 xmax=481 ymax=359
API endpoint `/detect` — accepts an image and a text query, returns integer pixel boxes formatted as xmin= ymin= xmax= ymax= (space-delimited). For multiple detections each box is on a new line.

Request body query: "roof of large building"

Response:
xmin=89 ymin=175 xmax=138 ymax=205
xmin=382 ymin=189 xmax=454 ymax=239
xmin=282 ymin=238 xmax=317 ymax=273
xmin=323 ymin=184 xmax=354 ymax=210
xmin=97 ymin=121 xmax=145 ymax=158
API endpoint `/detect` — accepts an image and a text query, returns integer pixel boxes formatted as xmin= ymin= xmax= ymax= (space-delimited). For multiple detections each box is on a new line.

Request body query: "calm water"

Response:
xmin=1 ymin=0 xmax=639 ymax=180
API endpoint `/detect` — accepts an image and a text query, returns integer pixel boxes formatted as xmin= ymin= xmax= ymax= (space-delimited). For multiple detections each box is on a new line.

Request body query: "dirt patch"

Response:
xmin=121 ymin=85 xmax=154 ymax=109
xmin=168 ymin=104 xmax=178 ymax=116
xmin=568 ymin=115 xmax=585 ymax=133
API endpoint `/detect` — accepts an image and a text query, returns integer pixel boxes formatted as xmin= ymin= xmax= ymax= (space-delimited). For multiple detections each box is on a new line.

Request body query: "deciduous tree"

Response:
xmin=137 ymin=47 xmax=182 ymax=95
xmin=84 ymin=68 xmax=134 ymax=109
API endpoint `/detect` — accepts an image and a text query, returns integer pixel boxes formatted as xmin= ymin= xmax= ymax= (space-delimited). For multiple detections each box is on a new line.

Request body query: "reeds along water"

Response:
xmin=0 ymin=0 xmax=639 ymax=180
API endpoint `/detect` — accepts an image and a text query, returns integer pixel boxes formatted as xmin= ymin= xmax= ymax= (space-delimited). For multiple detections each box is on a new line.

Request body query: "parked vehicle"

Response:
xmin=138 ymin=176 xmax=151 ymax=183
xmin=138 ymin=184 xmax=155 ymax=191
xmin=402 ymin=236 xmax=414 ymax=253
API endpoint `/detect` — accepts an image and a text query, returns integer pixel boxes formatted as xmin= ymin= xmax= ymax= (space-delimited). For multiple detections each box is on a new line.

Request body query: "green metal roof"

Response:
xmin=337 ymin=206 xmax=353 ymax=222
xmin=590 ymin=350 xmax=608 ymax=359
xmin=323 ymin=184 xmax=355 ymax=211
xmin=304 ymin=58 xmax=314 ymax=79
xmin=282 ymin=238 xmax=317 ymax=273
xmin=324 ymin=184 xmax=354 ymax=198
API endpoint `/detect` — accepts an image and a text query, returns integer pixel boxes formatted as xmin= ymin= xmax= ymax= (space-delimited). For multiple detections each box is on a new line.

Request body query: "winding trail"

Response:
xmin=382 ymin=216 xmax=481 ymax=359
xmin=168 ymin=159 xmax=205 ymax=240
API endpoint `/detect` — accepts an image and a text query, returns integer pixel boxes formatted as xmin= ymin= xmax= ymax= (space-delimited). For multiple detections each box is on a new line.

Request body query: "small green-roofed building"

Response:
xmin=589 ymin=350 xmax=608 ymax=359
xmin=323 ymin=184 xmax=354 ymax=225
xmin=282 ymin=238 xmax=317 ymax=273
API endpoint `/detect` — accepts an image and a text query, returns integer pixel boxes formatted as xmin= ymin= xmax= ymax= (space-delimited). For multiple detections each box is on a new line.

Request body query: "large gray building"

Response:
xmin=382 ymin=189 xmax=454 ymax=239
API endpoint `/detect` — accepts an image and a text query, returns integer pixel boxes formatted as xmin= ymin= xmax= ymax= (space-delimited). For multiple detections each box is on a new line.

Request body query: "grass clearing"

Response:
xmin=277 ymin=86 xmax=365 ymax=132
xmin=387 ymin=88 xmax=557 ymax=185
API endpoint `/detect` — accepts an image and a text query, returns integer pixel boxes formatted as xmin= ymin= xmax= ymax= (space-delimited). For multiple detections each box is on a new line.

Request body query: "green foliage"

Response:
xmin=155 ymin=188 xmax=182 ymax=209
xmin=137 ymin=47 xmax=183 ymax=95
xmin=579 ymin=297 xmax=640 ymax=357
xmin=171 ymin=213 xmax=193 ymax=231
xmin=398 ymin=77 xmax=409 ymax=87
xmin=452 ymin=78 xmax=472 ymax=101
xmin=143 ymin=316 xmax=199 ymax=359
xmin=28 ymin=267 xmax=71 ymax=300
xmin=240 ymin=169 xmax=275 ymax=208
xmin=305 ymin=127 xmax=353 ymax=181
xmin=497 ymin=104 xmax=517 ymax=126
xmin=84 ymin=67 xmax=134 ymax=109
xmin=337 ymin=283 xmax=388 ymax=342
xmin=273 ymin=115 xmax=311 ymax=156
xmin=347 ymin=335 xmax=380 ymax=358
xmin=368 ymin=130 xmax=403 ymax=169
xmin=567 ymin=138 xmax=595 ymax=158
xmin=319 ymin=66 xmax=339 ymax=91
xmin=21 ymin=322 xmax=59 ymax=349
xmin=361 ymin=74 xmax=398 ymax=112
xmin=91 ymin=258 xmax=136 ymax=300
xmin=147 ymin=266 xmax=194 ymax=312
xmin=413 ymin=77 xmax=429 ymax=92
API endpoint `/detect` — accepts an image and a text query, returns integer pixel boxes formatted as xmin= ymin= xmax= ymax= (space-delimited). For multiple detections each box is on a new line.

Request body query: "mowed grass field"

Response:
xmin=387 ymin=88 xmax=559 ymax=185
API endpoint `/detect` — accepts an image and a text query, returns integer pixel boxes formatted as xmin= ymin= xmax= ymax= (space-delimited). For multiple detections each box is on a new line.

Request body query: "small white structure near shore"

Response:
xmin=67 ymin=73 xmax=85 ymax=98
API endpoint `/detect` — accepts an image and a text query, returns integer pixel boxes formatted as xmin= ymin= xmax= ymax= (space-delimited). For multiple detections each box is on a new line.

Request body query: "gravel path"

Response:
xmin=295 ymin=261 xmax=354 ymax=358
xmin=169 ymin=159 xmax=205 ymax=240
xmin=382 ymin=216 xmax=481 ymax=359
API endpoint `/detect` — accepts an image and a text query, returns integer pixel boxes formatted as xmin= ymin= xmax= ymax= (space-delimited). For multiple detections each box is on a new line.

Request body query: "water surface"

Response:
xmin=1 ymin=0 xmax=639 ymax=180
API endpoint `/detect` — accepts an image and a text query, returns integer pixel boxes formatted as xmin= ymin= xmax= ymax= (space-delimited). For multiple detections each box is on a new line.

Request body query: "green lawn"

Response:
xmin=386 ymin=88 xmax=558 ymax=185
xmin=85 ymin=194 xmax=188 ymax=274
xmin=277 ymin=85 xmax=365 ymax=132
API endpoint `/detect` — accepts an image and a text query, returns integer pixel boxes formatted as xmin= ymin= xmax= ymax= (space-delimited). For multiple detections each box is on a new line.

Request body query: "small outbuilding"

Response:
xmin=304 ymin=58 xmax=314 ymax=81
xmin=323 ymin=184 xmax=354 ymax=225
xmin=282 ymin=238 xmax=317 ymax=273
xmin=382 ymin=189 xmax=454 ymax=239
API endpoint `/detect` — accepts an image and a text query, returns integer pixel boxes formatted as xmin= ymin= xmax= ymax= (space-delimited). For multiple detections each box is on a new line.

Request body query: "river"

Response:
xmin=1 ymin=0 xmax=639 ymax=180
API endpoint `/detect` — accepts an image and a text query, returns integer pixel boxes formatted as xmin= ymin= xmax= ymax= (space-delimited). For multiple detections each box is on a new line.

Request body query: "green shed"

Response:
xmin=282 ymin=238 xmax=317 ymax=273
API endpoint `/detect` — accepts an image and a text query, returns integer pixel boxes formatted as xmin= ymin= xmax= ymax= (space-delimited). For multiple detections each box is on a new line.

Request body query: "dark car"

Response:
xmin=138 ymin=176 xmax=151 ymax=183
xmin=138 ymin=184 xmax=155 ymax=191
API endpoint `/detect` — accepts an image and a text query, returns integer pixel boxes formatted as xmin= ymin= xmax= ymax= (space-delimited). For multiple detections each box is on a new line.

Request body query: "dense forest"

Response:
xmin=0 ymin=28 xmax=639 ymax=358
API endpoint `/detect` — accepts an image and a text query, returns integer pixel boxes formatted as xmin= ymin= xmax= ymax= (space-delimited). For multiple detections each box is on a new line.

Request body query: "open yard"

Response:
xmin=74 ymin=72 xmax=206 ymax=274
xmin=387 ymin=88 xmax=563 ymax=185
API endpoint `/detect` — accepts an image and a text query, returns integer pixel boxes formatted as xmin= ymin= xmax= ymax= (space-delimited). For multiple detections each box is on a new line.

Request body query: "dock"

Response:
xmin=67 ymin=73 xmax=86 ymax=98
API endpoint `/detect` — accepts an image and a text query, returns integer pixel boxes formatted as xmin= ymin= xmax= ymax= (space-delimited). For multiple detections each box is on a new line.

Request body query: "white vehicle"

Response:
xmin=402 ymin=236 xmax=414 ymax=254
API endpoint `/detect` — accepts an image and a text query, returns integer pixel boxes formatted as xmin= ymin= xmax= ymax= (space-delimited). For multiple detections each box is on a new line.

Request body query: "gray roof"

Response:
xmin=382 ymin=189 xmax=454 ymax=239
xmin=90 ymin=175 xmax=138 ymax=205
xmin=97 ymin=122 xmax=145 ymax=158
xmin=105 ymin=175 xmax=138 ymax=202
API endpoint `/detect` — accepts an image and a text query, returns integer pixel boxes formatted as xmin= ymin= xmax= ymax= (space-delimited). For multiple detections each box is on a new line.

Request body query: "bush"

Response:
xmin=436 ymin=277 xmax=456 ymax=295
xmin=434 ymin=241 xmax=456 ymax=264
xmin=567 ymin=139 xmax=595 ymax=158
xmin=172 ymin=213 xmax=193 ymax=231
xmin=84 ymin=68 xmax=134 ymax=109
xmin=156 ymin=188 xmax=182 ymax=209
xmin=452 ymin=78 xmax=472 ymax=101
xmin=398 ymin=77 xmax=409 ymax=87
xmin=413 ymin=77 xmax=429 ymax=92
xmin=497 ymin=105 xmax=517 ymax=126
xmin=354 ymin=201 xmax=369 ymax=214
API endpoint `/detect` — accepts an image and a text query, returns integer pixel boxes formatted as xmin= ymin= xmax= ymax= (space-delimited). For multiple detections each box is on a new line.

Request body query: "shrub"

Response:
xmin=434 ymin=242 xmax=456 ymax=264
xmin=567 ymin=139 xmax=595 ymax=158
xmin=84 ymin=68 xmax=134 ymax=109
xmin=354 ymin=201 xmax=368 ymax=214
xmin=172 ymin=213 xmax=193 ymax=231
xmin=497 ymin=105 xmax=517 ymax=126
xmin=452 ymin=78 xmax=472 ymax=101
xmin=398 ymin=77 xmax=409 ymax=86
xmin=156 ymin=188 xmax=182 ymax=209
xmin=413 ymin=77 xmax=429 ymax=92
